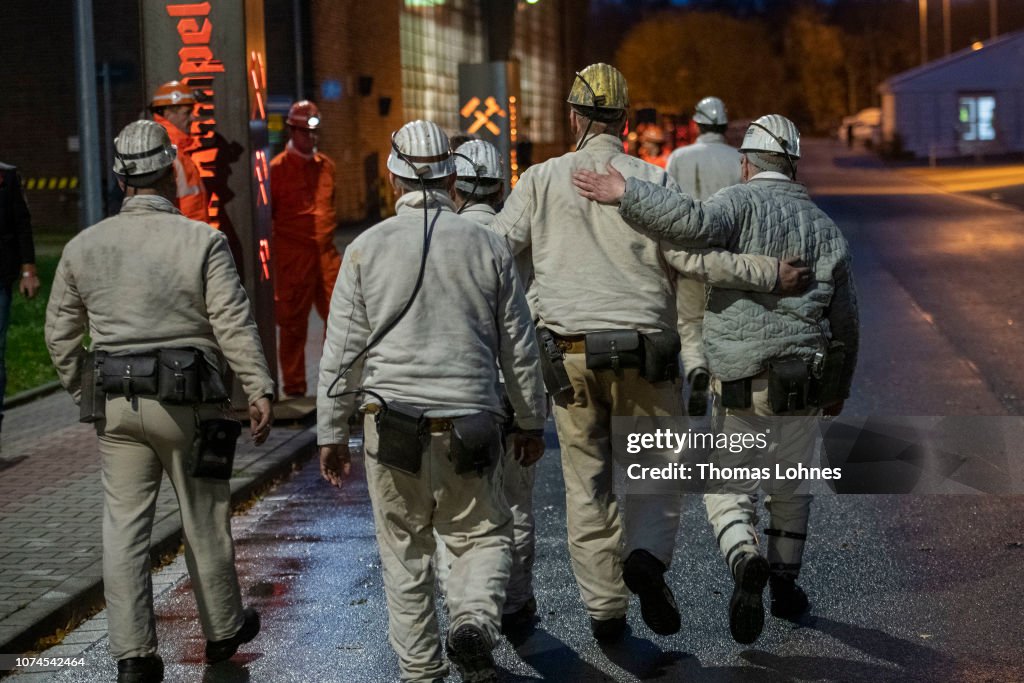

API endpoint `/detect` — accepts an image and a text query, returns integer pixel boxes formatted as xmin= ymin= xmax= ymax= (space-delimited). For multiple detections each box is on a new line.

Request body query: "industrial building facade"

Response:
xmin=0 ymin=0 xmax=585 ymax=229
xmin=879 ymin=30 xmax=1024 ymax=160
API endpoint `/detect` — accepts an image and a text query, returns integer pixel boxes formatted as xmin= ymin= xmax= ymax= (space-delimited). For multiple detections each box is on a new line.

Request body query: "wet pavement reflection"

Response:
xmin=42 ymin=427 xmax=1023 ymax=682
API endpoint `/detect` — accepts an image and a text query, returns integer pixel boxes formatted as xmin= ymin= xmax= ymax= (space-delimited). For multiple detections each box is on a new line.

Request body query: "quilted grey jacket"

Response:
xmin=618 ymin=175 xmax=859 ymax=394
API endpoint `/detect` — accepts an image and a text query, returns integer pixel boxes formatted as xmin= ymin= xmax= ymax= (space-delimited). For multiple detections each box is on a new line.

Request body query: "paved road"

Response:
xmin=17 ymin=140 xmax=1024 ymax=681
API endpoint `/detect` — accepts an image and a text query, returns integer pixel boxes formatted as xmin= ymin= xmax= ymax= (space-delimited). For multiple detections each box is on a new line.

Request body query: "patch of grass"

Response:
xmin=5 ymin=231 xmax=74 ymax=398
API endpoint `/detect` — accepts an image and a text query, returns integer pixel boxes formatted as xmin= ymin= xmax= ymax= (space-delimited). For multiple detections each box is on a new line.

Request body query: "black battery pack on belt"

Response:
xmin=98 ymin=351 xmax=159 ymax=398
xmin=641 ymin=330 xmax=681 ymax=383
xmin=157 ymin=348 xmax=203 ymax=405
xmin=450 ymin=412 xmax=502 ymax=476
xmin=808 ymin=341 xmax=846 ymax=407
xmin=768 ymin=356 xmax=809 ymax=412
xmin=79 ymin=352 xmax=107 ymax=424
xmin=536 ymin=327 xmax=574 ymax=403
xmin=189 ymin=418 xmax=241 ymax=480
xmin=720 ymin=377 xmax=752 ymax=409
xmin=375 ymin=401 xmax=428 ymax=475
xmin=585 ymin=330 xmax=643 ymax=372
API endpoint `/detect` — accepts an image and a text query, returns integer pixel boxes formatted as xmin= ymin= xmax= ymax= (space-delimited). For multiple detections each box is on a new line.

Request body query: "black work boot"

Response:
xmin=117 ymin=655 xmax=164 ymax=683
xmin=769 ymin=576 xmax=810 ymax=620
xmin=687 ymin=368 xmax=711 ymax=417
xmin=590 ymin=615 xmax=628 ymax=643
xmin=729 ymin=552 xmax=770 ymax=645
xmin=206 ymin=607 xmax=261 ymax=664
xmin=447 ymin=623 xmax=497 ymax=683
xmin=622 ymin=549 xmax=681 ymax=636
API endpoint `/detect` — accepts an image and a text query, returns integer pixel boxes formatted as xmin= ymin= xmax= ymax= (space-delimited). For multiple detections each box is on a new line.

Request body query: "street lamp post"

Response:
xmin=73 ymin=0 xmax=103 ymax=229
xmin=943 ymin=0 xmax=951 ymax=56
xmin=919 ymin=0 xmax=928 ymax=65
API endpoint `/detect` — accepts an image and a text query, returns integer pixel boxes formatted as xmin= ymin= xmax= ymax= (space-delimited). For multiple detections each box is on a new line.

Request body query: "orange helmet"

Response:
xmin=286 ymin=100 xmax=321 ymax=130
xmin=150 ymin=81 xmax=196 ymax=109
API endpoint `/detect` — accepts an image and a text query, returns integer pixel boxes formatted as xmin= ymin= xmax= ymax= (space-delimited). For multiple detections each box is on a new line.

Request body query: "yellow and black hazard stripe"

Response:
xmin=24 ymin=176 xmax=79 ymax=191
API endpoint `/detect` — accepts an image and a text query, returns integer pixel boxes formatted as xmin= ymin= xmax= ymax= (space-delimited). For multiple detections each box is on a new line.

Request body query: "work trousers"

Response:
xmin=99 ymin=396 xmax=244 ymax=660
xmin=364 ymin=415 xmax=512 ymax=682
xmin=435 ymin=434 xmax=537 ymax=614
xmin=552 ymin=352 xmax=684 ymax=621
xmin=704 ymin=372 xmax=818 ymax=578
xmin=274 ymin=241 xmax=341 ymax=396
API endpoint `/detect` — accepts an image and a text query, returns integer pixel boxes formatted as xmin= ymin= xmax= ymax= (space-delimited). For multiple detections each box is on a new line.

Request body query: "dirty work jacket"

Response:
xmin=316 ymin=189 xmax=546 ymax=445
xmin=154 ymin=114 xmax=210 ymax=224
xmin=666 ymin=132 xmax=742 ymax=201
xmin=489 ymin=133 xmax=779 ymax=339
xmin=45 ymin=194 xmax=274 ymax=404
xmin=617 ymin=172 xmax=859 ymax=395
xmin=463 ymin=201 xmax=540 ymax=319
xmin=270 ymin=142 xmax=338 ymax=250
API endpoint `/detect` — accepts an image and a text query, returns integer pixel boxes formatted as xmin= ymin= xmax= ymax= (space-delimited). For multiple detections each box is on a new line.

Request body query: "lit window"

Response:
xmin=400 ymin=0 xmax=483 ymax=129
xmin=959 ymin=95 xmax=996 ymax=142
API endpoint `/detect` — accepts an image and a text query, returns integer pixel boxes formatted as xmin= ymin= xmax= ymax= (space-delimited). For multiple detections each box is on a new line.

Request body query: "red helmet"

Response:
xmin=287 ymin=100 xmax=322 ymax=130
xmin=150 ymin=81 xmax=196 ymax=108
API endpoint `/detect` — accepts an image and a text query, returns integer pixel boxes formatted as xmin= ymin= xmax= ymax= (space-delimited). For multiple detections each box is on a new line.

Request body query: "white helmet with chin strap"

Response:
xmin=740 ymin=114 xmax=801 ymax=159
xmin=113 ymin=119 xmax=177 ymax=187
xmin=454 ymin=140 xmax=503 ymax=195
xmin=386 ymin=119 xmax=455 ymax=180
xmin=693 ymin=96 xmax=728 ymax=126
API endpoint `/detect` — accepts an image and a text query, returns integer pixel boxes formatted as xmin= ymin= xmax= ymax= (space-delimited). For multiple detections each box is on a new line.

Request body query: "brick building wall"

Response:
xmin=309 ymin=0 xmax=405 ymax=224
xmin=0 ymin=0 xmax=143 ymax=231
xmin=0 ymin=1 xmax=584 ymax=231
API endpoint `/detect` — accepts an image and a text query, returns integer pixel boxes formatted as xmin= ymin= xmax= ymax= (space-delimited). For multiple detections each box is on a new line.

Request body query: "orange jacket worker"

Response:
xmin=271 ymin=100 xmax=342 ymax=397
xmin=149 ymin=80 xmax=210 ymax=223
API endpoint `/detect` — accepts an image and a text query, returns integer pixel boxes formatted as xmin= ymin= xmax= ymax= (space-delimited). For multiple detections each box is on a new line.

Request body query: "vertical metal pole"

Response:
xmin=918 ymin=0 xmax=928 ymax=65
xmin=990 ymin=0 xmax=998 ymax=39
xmin=101 ymin=61 xmax=114 ymax=214
xmin=73 ymin=0 xmax=103 ymax=229
xmin=942 ymin=0 xmax=951 ymax=56
xmin=293 ymin=0 xmax=304 ymax=100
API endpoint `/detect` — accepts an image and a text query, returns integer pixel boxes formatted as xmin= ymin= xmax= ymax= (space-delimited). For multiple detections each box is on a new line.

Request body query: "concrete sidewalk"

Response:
xmin=0 ymin=388 xmax=317 ymax=661
xmin=0 ymin=229 xmax=360 ymax=668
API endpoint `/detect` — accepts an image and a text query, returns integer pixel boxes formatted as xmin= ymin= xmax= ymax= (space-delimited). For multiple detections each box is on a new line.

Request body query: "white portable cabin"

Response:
xmin=878 ymin=30 xmax=1024 ymax=159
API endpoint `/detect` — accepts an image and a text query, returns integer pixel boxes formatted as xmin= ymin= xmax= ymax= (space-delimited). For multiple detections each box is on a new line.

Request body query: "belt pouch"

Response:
xmin=536 ymin=328 xmax=574 ymax=402
xmin=808 ymin=341 xmax=846 ymax=407
xmin=375 ymin=401 xmax=427 ymax=475
xmin=640 ymin=330 xmax=681 ymax=382
xmin=158 ymin=348 xmax=203 ymax=405
xmin=720 ymin=377 xmax=752 ymax=409
xmin=99 ymin=352 xmax=159 ymax=397
xmin=79 ymin=351 xmax=107 ymax=423
xmin=189 ymin=417 xmax=241 ymax=480
xmin=200 ymin=356 xmax=230 ymax=404
xmin=585 ymin=330 xmax=643 ymax=372
xmin=450 ymin=412 xmax=502 ymax=475
xmin=768 ymin=356 xmax=809 ymax=412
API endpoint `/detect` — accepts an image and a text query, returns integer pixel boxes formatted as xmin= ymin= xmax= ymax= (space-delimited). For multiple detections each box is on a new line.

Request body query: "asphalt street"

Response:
xmin=26 ymin=141 xmax=1024 ymax=682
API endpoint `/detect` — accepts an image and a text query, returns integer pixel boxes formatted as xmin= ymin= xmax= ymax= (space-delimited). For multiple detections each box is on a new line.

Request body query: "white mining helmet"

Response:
xmin=693 ymin=96 xmax=728 ymax=126
xmin=740 ymin=114 xmax=801 ymax=159
xmin=386 ymin=119 xmax=455 ymax=180
xmin=454 ymin=140 xmax=503 ymax=194
xmin=112 ymin=119 xmax=177 ymax=187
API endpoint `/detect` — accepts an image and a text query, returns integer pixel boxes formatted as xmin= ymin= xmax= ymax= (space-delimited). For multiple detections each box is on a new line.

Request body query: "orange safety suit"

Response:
xmin=154 ymin=113 xmax=210 ymax=223
xmin=270 ymin=141 xmax=342 ymax=396
xmin=639 ymin=148 xmax=670 ymax=169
